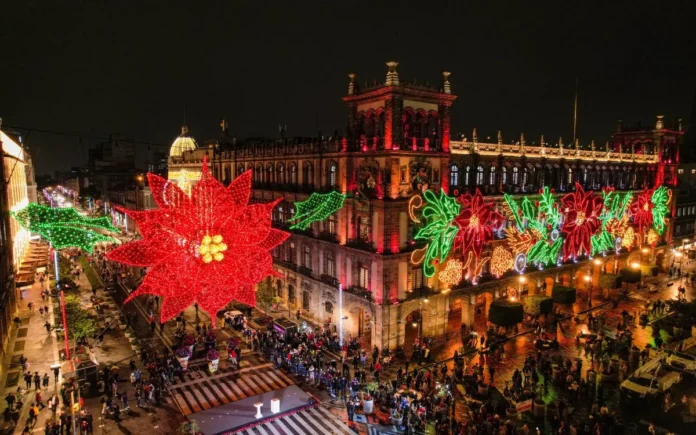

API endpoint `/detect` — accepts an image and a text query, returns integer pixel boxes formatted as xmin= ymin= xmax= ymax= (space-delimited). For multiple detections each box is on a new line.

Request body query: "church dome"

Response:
xmin=169 ymin=125 xmax=197 ymax=157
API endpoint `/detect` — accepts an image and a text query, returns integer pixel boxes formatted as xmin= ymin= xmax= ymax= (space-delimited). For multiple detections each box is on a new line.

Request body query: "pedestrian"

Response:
xmin=130 ymin=372 xmax=136 ymax=387
xmin=33 ymin=372 xmax=40 ymax=390
xmin=24 ymin=372 xmax=32 ymax=389
xmin=296 ymin=309 xmax=301 ymax=320
xmin=19 ymin=354 xmax=27 ymax=371
xmin=28 ymin=301 xmax=33 ymax=312
xmin=44 ymin=321 xmax=52 ymax=333
xmin=42 ymin=374 xmax=49 ymax=389
xmin=39 ymin=307 xmax=44 ymax=316
xmin=35 ymin=391 xmax=45 ymax=409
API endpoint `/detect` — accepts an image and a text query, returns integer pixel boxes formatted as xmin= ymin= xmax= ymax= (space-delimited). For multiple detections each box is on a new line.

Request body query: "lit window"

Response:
xmin=328 ymin=213 xmax=337 ymax=234
xmin=359 ymin=264 xmax=370 ymax=289
xmin=303 ymin=245 xmax=311 ymax=268
xmin=329 ymin=164 xmax=337 ymax=187
xmin=512 ymin=167 xmax=519 ymax=185
xmin=326 ymin=255 xmax=336 ymax=278
xmin=691 ymin=169 xmax=695 ymax=174
xmin=567 ymin=168 xmax=573 ymax=184
xmin=476 ymin=166 xmax=484 ymax=185
xmin=489 ymin=166 xmax=496 ymax=185
xmin=678 ymin=169 xmax=684 ymax=175
xmin=450 ymin=165 xmax=460 ymax=186
xmin=502 ymin=167 xmax=507 ymax=184
xmin=412 ymin=267 xmax=424 ymax=290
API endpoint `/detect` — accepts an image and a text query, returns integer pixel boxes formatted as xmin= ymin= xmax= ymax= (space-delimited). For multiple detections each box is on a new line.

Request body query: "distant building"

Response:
xmin=1 ymin=130 xmax=31 ymax=273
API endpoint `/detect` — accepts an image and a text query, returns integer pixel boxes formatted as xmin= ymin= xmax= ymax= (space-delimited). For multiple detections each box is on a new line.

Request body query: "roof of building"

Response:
xmin=169 ymin=125 xmax=197 ymax=157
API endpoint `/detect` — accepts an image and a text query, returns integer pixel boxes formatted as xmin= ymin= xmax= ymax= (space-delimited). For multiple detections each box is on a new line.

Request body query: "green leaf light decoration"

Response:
xmin=651 ymin=186 xmax=671 ymax=235
xmin=289 ymin=191 xmax=346 ymax=230
xmin=11 ymin=203 xmax=119 ymax=252
xmin=591 ymin=189 xmax=632 ymax=256
xmin=414 ymin=190 xmax=461 ymax=277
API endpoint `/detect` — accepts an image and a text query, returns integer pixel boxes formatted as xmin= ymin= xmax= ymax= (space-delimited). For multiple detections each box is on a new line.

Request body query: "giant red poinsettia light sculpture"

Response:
xmin=561 ymin=182 xmax=602 ymax=260
xmin=454 ymin=189 xmax=503 ymax=258
xmin=630 ymin=188 xmax=654 ymax=232
xmin=107 ymin=158 xmax=288 ymax=325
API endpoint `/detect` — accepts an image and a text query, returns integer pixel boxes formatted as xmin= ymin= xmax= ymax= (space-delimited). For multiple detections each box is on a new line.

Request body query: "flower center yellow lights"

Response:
xmin=576 ymin=211 xmax=585 ymax=226
xmin=199 ymin=234 xmax=228 ymax=263
xmin=643 ymin=203 xmax=649 ymax=212
xmin=469 ymin=214 xmax=479 ymax=228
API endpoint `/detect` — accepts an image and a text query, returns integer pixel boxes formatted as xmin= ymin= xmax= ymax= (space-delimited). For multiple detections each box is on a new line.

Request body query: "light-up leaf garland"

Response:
xmin=591 ymin=188 xmax=632 ymax=256
xmin=503 ymin=187 xmax=562 ymax=266
xmin=651 ymin=186 xmax=671 ymax=235
xmin=561 ymin=183 xmax=602 ymax=260
xmin=413 ymin=189 xmax=461 ymax=277
xmin=11 ymin=203 xmax=119 ymax=252
xmin=289 ymin=191 xmax=346 ymax=230
xmin=106 ymin=158 xmax=289 ymax=324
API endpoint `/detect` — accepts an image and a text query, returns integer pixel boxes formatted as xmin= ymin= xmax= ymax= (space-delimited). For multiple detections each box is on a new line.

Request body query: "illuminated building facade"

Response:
xmin=1 ymin=131 xmax=31 ymax=272
xmin=168 ymin=63 xmax=683 ymax=352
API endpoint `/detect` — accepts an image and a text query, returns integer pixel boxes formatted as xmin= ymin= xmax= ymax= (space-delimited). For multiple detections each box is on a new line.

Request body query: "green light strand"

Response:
xmin=591 ymin=190 xmax=633 ymax=256
xmin=11 ymin=203 xmax=119 ymax=252
xmin=414 ymin=190 xmax=461 ymax=277
xmin=651 ymin=186 xmax=670 ymax=235
xmin=503 ymin=193 xmax=524 ymax=232
xmin=289 ymin=191 xmax=346 ymax=230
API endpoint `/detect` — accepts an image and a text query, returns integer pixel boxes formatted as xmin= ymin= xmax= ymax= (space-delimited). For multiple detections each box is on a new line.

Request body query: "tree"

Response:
xmin=64 ymin=294 xmax=98 ymax=340
xmin=255 ymin=277 xmax=275 ymax=315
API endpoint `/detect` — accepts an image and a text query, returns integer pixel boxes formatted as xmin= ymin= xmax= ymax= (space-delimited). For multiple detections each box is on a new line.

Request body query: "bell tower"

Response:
xmin=343 ymin=62 xmax=456 ymax=152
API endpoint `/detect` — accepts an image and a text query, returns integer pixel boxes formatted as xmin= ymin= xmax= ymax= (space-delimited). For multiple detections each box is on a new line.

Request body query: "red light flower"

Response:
xmin=561 ymin=182 xmax=602 ymax=260
xmin=107 ymin=159 xmax=288 ymax=325
xmin=453 ymin=189 xmax=503 ymax=258
xmin=630 ymin=188 xmax=654 ymax=231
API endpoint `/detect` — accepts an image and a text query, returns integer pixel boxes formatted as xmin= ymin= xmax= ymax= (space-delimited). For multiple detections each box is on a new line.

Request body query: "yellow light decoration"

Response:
xmin=504 ymin=226 xmax=536 ymax=254
xmin=491 ymin=246 xmax=514 ymax=277
xmin=438 ymin=259 xmax=463 ymax=286
xmin=199 ymin=233 xmax=227 ymax=264
xmin=647 ymin=229 xmax=658 ymax=245
xmin=410 ymin=246 xmax=427 ymax=265
xmin=408 ymin=195 xmax=423 ymax=224
xmin=622 ymin=227 xmax=635 ymax=249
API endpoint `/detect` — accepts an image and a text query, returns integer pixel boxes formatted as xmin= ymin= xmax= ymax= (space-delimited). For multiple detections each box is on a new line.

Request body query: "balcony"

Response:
xmin=274 ymin=259 xmax=298 ymax=272
xmin=346 ymin=238 xmax=377 ymax=253
xmin=345 ymin=285 xmax=373 ymax=301
xmin=298 ymin=266 xmax=313 ymax=277
xmin=320 ymin=274 xmax=339 ymax=288
xmin=317 ymin=231 xmax=338 ymax=243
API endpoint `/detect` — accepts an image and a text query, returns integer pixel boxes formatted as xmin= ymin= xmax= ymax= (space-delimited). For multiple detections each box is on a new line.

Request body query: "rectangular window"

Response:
xmin=326 ymin=255 xmax=336 ymax=278
xmin=678 ymin=169 xmax=684 ymax=174
xmin=678 ymin=208 xmax=683 ymax=217
xmin=359 ymin=264 xmax=369 ymax=289
xmin=288 ymin=242 xmax=296 ymax=264
xmin=303 ymin=245 xmax=311 ymax=268
xmin=692 ymin=169 xmax=696 ymax=174
xmin=412 ymin=267 xmax=424 ymax=290
xmin=328 ymin=214 xmax=337 ymax=234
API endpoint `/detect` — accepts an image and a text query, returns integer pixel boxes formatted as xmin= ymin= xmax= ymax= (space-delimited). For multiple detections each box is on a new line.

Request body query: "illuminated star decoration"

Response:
xmin=438 ymin=259 xmax=463 ymax=286
xmin=651 ymin=186 xmax=671 ymax=235
xmin=412 ymin=190 xmax=461 ymax=277
xmin=561 ymin=183 xmax=602 ymax=260
xmin=107 ymin=158 xmax=289 ymax=325
xmin=289 ymin=191 xmax=346 ymax=230
xmin=11 ymin=203 xmax=118 ymax=252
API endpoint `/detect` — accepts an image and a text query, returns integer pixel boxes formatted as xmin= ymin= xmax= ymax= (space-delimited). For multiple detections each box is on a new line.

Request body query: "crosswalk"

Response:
xmin=167 ymin=357 xmax=295 ymax=416
xmin=236 ymin=406 xmax=354 ymax=435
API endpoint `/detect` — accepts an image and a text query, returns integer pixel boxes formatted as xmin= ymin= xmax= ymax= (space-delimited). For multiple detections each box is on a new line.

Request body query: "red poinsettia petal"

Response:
xmin=124 ymin=282 xmax=162 ymax=304
xmin=161 ymin=293 xmax=198 ymax=323
xmin=235 ymin=285 xmax=257 ymax=307
xmin=224 ymin=201 xmax=279 ymax=246
xmin=258 ymin=228 xmax=290 ymax=250
xmin=231 ymin=248 xmax=274 ymax=285
xmin=227 ymin=170 xmax=253 ymax=208
xmin=106 ymin=235 xmax=179 ymax=267
xmin=148 ymin=173 xmax=190 ymax=209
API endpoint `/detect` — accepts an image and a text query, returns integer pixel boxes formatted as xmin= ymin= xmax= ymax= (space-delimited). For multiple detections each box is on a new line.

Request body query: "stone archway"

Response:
xmin=559 ymin=272 xmax=571 ymax=286
xmin=404 ymin=309 xmax=421 ymax=357
xmin=447 ymin=298 xmax=463 ymax=339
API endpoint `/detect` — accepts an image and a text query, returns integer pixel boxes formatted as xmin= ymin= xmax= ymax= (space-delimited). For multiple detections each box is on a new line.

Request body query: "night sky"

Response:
xmin=2 ymin=0 xmax=694 ymax=175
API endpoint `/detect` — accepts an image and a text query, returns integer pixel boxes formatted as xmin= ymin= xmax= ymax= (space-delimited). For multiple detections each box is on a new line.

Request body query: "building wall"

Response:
xmin=2 ymin=132 xmax=30 ymax=273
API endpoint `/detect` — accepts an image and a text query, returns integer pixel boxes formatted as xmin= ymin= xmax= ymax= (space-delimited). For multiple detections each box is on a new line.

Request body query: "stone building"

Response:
xmin=167 ymin=62 xmax=684 ymax=354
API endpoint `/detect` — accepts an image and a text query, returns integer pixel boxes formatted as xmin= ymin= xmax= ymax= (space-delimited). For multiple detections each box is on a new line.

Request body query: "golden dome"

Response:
xmin=170 ymin=125 xmax=197 ymax=157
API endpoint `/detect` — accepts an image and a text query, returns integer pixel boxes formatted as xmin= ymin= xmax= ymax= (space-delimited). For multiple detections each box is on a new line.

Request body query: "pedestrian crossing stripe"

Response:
xmin=168 ymin=365 xmax=295 ymax=416
xmin=237 ymin=406 xmax=353 ymax=435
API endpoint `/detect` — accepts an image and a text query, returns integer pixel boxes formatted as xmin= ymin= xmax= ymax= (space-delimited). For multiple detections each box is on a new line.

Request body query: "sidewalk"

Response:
xmin=0 ymin=252 xmax=61 ymax=434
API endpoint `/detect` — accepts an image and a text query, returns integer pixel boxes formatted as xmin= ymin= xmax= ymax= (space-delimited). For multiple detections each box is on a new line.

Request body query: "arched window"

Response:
xmin=266 ymin=164 xmax=274 ymax=184
xmin=275 ymin=280 xmax=283 ymax=297
xmin=567 ymin=168 xmax=573 ymax=184
xmin=489 ymin=166 xmax=496 ymax=185
xmin=277 ymin=163 xmax=285 ymax=184
xmin=255 ymin=165 xmax=263 ymax=183
xmin=302 ymin=162 xmax=313 ymax=186
xmin=328 ymin=163 xmax=337 ymax=187
xmin=502 ymin=167 xmax=507 ymax=185
xmin=449 ymin=164 xmax=460 ymax=186
xmin=476 ymin=166 xmax=484 ymax=185
xmin=522 ymin=168 xmax=528 ymax=186
xmin=289 ymin=164 xmax=298 ymax=184
xmin=325 ymin=301 xmax=333 ymax=314
xmin=237 ymin=165 xmax=245 ymax=177
xmin=464 ymin=166 xmax=471 ymax=186
xmin=512 ymin=167 xmax=519 ymax=185
xmin=224 ymin=165 xmax=231 ymax=185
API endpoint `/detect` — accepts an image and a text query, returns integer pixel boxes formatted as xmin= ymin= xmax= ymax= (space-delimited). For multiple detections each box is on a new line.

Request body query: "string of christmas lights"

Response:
xmin=107 ymin=158 xmax=289 ymax=324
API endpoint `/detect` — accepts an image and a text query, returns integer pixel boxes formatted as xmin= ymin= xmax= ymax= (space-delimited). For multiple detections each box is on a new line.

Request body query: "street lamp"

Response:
xmin=584 ymin=274 xmax=592 ymax=307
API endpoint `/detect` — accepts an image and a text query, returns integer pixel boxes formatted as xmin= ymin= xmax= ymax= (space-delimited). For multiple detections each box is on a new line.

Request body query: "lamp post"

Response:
xmin=584 ymin=274 xmax=592 ymax=307
xmin=413 ymin=298 xmax=429 ymax=343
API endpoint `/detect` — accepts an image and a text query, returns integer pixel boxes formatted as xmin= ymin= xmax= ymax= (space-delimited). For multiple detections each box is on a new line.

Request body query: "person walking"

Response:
xmin=42 ymin=374 xmax=49 ymax=390
xmin=33 ymin=372 xmax=40 ymax=390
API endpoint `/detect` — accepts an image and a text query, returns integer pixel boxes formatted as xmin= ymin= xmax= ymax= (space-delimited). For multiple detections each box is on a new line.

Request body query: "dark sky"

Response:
xmin=2 ymin=0 xmax=695 ymax=175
